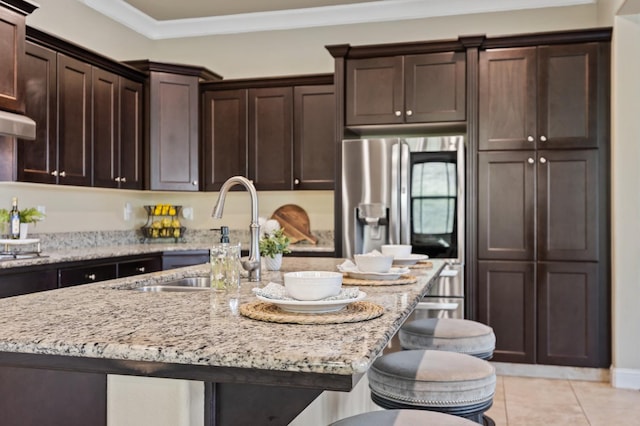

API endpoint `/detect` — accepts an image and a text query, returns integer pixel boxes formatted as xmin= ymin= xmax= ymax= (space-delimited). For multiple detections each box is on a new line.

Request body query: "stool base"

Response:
xmin=371 ymin=391 xmax=494 ymax=425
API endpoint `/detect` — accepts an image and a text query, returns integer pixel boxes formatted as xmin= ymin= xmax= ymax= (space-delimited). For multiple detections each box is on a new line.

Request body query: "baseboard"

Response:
xmin=610 ymin=367 xmax=640 ymax=390
xmin=491 ymin=362 xmax=610 ymax=382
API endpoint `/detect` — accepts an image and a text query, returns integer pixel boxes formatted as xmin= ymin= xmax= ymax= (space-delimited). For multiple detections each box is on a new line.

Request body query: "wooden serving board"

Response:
xmin=271 ymin=204 xmax=318 ymax=245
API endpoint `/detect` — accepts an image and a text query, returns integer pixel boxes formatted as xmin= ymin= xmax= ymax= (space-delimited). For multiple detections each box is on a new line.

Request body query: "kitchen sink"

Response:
xmin=135 ymin=276 xmax=211 ymax=292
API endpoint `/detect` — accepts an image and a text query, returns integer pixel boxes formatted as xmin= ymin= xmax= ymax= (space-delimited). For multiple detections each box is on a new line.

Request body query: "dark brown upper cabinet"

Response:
xmin=126 ymin=60 xmax=220 ymax=191
xmin=293 ymin=85 xmax=335 ymax=190
xmin=201 ymin=74 xmax=334 ymax=191
xmin=201 ymin=89 xmax=248 ymax=191
xmin=0 ymin=0 xmax=37 ymax=113
xmin=345 ymin=52 xmax=465 ymax=126
xmin=56 ymin=53 xmax=92 ymax=186
xmin=19 ymin=30 xmax=147 ymax=189
xmin=248 ymin=86 xmax=293 ymax=190
xmin=93 ymin=73 xmax=143 ymax=189
xmin=479 ymin=43 xmax=603 ymax=151
xmin=18 ymin=41 xmax=57 ymax=184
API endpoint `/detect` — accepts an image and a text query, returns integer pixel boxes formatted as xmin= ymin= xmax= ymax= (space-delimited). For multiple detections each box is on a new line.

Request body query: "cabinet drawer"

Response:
xmin=162 ymin=251 xmax=209 ymax=270
xmin=0 ymin=270 xmax=57 ymax=299
xmin=118 ymin=257 xmax=162 ymax=278
xmin=58 ymin=263 xmax=117 ymax=287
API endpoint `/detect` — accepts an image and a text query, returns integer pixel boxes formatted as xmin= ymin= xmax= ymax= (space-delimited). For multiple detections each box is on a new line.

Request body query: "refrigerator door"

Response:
xmin=341 ymin=138 xmax=400 ymax=258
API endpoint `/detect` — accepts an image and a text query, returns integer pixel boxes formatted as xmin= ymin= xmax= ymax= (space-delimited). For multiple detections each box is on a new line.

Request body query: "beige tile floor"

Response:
xmin=485 ymin=376 xmax=640 ymax=426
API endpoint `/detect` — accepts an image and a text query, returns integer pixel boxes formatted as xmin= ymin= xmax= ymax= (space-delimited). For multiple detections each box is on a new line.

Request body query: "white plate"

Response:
xmin=256 ymin=291 xmax=367 ymax=313
xmin=346 ymin=267 xmax=409 ymax=281
xmin=392 ymin=254 xmax=429 ymax=266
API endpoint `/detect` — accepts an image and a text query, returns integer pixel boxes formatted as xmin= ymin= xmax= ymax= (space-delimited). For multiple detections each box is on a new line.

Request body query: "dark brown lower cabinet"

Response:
xmin=478 ymin=260 xmax=606 ymax=367
xmin=162 ymin=250 xmax=210 ymax=270
xmin=0 ymin=367 xmax=106 ymax=426
xmin=0 ymin=269 xmax=57 ymax=298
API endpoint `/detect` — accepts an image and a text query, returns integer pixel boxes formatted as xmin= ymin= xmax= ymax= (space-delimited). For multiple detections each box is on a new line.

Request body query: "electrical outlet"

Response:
xmin=36 ymin=205 xmax=46 ymax=221
xmin=123 ymin=202 xmax=132 ymax=221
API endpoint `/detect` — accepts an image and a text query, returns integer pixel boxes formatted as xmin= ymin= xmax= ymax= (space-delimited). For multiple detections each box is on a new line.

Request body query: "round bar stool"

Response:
xmin=399 ymin=318 xmax=496 ymax=359
xmin=330 ymin=409 xmax=479 ymax=425
xmin=367 ymin=350 xmax=496 ymax=425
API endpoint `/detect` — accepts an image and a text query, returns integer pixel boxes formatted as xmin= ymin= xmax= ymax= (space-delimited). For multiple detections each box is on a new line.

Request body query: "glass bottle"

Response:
xmin=9 ymin=197 xmax=20 ymax=239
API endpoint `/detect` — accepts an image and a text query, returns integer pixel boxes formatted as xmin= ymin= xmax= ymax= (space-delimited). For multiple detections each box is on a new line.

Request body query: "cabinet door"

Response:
xmin=148 ymin=72 xmax=199 ymax=191
xmin=118 ymin=77 xmax=143 ymax=189
xmin=477 ymin=261 xmax=535 ymax=364
xmin=477 ymin=151 xmax=535 ymax=260
xmin=404 ymin=52 xmax=465 ymax=123
xmin=0 ymin=6 xmax=25 ymax=113
xmin=92 ymin=67 xmax=119 ymax=188
xmin=293 ymin=85 xmax=335 ymax=190
xmin=162 ymin=251 xmax=209 ymax=270
xmin=0 ymin=269 xmax=57 ymax=299
xmin=57 ymin=53 xmax=92 ymax=186
xmin=18 ymin=42 xmax=57 ymax=184
xmin=537 ymin=150 xmax=599 ymax=261
xmin=538 ymin=43 xmax=600 ymax=149
xmin=479 ymin=47 xmax=537 ymax=151
xmin=202 ymin=89 xmax=248 ymax=191
xmin=345 ymin=56 xmax=403 ymax=125
xmin=537 ymin=262 xmax=601 ymax=366
xmin=248 ymin=86 xmax=293 ymax=190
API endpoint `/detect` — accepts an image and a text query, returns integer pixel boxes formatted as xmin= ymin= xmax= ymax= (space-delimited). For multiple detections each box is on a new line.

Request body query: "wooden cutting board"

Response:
xmin=271 ymin=204 xmax=318 ymax=245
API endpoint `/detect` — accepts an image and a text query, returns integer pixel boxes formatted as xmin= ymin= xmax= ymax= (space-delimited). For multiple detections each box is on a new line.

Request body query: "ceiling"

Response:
xmin=78 ymin=0 xmax=597 ymax=39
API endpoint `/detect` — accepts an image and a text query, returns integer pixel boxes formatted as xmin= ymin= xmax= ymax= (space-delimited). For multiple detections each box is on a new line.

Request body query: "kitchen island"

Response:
xmin=0 ymin=257 xmax=444 ymax=425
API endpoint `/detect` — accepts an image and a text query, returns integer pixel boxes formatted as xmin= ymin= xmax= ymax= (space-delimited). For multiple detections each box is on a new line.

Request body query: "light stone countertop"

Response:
xmin=0 ymin=257 xmax=444 ymax=384
xmin=0 ymin=241 xmax=334 ymax=270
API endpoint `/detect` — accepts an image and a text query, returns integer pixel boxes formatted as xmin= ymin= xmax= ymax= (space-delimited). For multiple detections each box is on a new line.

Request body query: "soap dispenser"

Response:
xmin=210 ymin=226 xmax=241 ymax=291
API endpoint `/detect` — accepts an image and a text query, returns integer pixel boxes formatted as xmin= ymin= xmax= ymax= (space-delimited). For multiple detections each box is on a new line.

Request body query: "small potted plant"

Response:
xmin=259 ymin=226 xmax=291 ymax=271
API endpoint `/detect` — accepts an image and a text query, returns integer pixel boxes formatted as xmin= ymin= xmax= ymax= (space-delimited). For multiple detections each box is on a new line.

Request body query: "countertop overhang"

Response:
xmin=0 ymin=257 xmax=444 ymax=391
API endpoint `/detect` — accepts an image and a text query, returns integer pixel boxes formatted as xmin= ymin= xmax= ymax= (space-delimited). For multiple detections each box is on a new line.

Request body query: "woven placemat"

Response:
xmin=239 ymin=301 xmax=384 ymax=324
xmin=407 ymin=260 xmax=434 ymax=269
xmin=342 ymin=274 xmax=418 ymax=286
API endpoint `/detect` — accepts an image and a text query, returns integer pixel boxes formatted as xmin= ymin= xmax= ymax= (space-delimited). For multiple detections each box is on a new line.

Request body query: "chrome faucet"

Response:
xmin=212 ymin=176 xmax=261 ymax=282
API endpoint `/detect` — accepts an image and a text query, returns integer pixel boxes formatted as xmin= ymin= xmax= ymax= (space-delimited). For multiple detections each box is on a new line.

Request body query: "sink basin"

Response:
xmin=136 ymin=276 xmax=211 ymax=292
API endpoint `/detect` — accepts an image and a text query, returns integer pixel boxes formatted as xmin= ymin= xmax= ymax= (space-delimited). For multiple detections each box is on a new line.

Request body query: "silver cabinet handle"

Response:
xmin=192 ymin=180 xmax=198 ymax=186
xmin=406 ymin=110 xmax=413 ymax=116
xmin=121 ymin=177 xmax=126 ymax=183
xmin=394 ymin=111 xmax=402 ymax=117
xmin=51 ymin=170 xmax=58 ymax=176
xmin=527 ymin=136 xmax=534 ymax=142
xmin=540 ymin=157 xmax=547 ymax=164
xmin=85 ymin=273 xmax=96 ymax=281
xmin=294 ymin=178 xmax=300 ymax=185
xmin=540 ymin=135 xmax=547 ymax=142
xmin=527 ymin=158 xmax=535 ymax=164
xmin=59 ymin=171 xmax=66 ymax=177
xmin=115 ymin=177 xmax=120 ymax=182
xmin=135 ymin=266 xmax=145 ymax=273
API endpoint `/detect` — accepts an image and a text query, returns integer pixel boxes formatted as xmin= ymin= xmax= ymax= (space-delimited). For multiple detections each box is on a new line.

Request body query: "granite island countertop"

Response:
xmin=0 ymin=257 xmax=444 ymax=391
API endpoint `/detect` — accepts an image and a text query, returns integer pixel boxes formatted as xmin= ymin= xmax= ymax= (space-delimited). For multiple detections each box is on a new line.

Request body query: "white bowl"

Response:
xmin=353 ymin=254 xmax=394 ymax=273
xmin=283 ymin=271 xmax=343 ymax=301
xmin=381 ymin=244 xmax=413 ymax=258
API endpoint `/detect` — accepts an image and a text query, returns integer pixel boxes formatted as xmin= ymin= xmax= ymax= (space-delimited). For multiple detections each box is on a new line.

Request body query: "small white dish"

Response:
xmin=346 ymin=267 xmax=410 ymax=281
xmin=256 ymin=291 xmax=366 ymax=313
xmin=381 ymin=244 xmax=412 ymax=258
xmin=284 ymin=271 xmax=343 ymax=301
xmin=392 ymin=254 xmax=429 ymax=266
xmin=353 ymin=253 xmax=394 ymax=273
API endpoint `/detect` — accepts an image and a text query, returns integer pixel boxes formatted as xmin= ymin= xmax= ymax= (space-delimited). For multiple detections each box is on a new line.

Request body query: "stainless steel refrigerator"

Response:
xmin=340 ymin=136 xmax=466 ymax=315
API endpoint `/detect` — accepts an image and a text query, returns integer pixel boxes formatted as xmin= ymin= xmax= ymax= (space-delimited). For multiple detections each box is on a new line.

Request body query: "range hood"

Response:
xmin=0 ymin=110 xmax=36 ymax=140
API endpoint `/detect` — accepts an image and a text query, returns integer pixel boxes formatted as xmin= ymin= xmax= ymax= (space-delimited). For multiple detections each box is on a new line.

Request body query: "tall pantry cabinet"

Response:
xmin=475 ymin=40 xmax=610 ymax=367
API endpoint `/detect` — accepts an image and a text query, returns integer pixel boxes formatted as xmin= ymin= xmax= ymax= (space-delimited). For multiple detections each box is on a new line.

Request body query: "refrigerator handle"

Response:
xmin=399 ymin=140 xmax=411 ymax=245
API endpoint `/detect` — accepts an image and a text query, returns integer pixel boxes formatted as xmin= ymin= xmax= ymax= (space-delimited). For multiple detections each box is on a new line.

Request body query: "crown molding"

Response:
xmin=78 ymin=0 xmax=595 ymax=39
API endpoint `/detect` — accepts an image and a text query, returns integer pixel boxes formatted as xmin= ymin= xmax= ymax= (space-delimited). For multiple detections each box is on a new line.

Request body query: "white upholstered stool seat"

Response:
xmin=399 ymin=318 xmax=496 ymax=359
xmin=367 ymin=350 xmax=496 ymax=424
xmin=330 ymin=409 xmax=478 ymax=425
